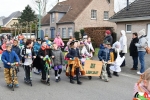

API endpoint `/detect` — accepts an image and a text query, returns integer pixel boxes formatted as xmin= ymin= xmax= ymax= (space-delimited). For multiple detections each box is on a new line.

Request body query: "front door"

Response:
xmin=147 ymin=24 xmax=150 ymax=47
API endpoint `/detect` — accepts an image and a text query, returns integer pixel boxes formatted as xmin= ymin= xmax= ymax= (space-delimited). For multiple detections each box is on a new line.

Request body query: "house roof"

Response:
xmin=49 ymin=4 xmax=70 ymax=13
xmin=41 ymin=14 xmax=50 ymax=26
xmin=3 ymin=11 xmax=21 ymax=26
xmin=109 ymin=0 xmax=150 ymax=22
xmin=49 ymin=0 xmax=92 ymax=24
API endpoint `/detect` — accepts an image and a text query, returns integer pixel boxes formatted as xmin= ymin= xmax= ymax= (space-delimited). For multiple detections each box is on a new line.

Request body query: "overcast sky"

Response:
xmin=0 ymin=0 xmax=135 ymax=17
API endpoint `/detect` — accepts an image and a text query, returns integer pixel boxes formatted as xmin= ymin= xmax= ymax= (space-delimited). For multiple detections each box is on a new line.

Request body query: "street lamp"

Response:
xmin=36 ymin=0 xmax=41 ymax=39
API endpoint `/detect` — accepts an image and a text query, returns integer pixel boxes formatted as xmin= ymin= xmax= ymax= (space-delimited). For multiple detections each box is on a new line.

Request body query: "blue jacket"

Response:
xmin=98 ymin=47 xmax=110 ymax=62
xmin=1 ymin=50 xmax=20 ymax=68
xmin=33 ymin=42 xmax=41 ymax=55
xmin=99 ymin=44 xmax=105 ymax=49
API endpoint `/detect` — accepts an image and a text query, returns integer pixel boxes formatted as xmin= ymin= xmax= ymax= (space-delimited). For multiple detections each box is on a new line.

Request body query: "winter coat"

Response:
xmin=1 ymin=50 xmax=20 ymax=68
xmin=53 ymin=37 xmax=64 ymax=47
xmin=78 ymin=46 xmax=90 ymax=57
xmin=12 ymin=45 xmax=21 ymax=59
xmin=37 ymin=46 xmax=52 ymax=69
xmin=98 ymin=47 xmax=110 ymax=62
xmin=129 ymin=37 xmax=139 ymax=57
xmin=51 ymin=49 xmax=65 ymax=66
xmin=104 ymin=35 xmax=113 ymax=45
xmin=119 ymin=32 xmax=127 ymax=53
xmin=67 ymin=48 xmax=81 ymax=59
xmin=33 ymin=42 xmax=41 ymax=55
xmin=135 ymin=35 xmax=148 ymax=51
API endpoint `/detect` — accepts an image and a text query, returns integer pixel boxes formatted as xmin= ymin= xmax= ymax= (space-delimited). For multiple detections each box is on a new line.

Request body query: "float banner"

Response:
xmin=84 ymin=60 xmax=102 ymax=76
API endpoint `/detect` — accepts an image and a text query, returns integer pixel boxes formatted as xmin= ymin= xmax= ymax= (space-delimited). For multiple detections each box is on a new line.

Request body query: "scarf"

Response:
xmin=41 ymin=45 xmax=49 ymax=50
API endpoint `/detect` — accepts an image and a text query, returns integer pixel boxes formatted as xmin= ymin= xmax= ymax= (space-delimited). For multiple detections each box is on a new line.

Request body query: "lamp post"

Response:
xmin=36 ymin=0 xmax=41 ymax=39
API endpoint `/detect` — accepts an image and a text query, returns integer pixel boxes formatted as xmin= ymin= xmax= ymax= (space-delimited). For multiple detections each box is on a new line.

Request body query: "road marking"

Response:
xmin=119 ymin=73 xmax=139 ymax=79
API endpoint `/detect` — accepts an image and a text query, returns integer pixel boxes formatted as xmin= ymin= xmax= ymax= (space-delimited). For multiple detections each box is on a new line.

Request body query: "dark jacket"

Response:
xmin=67 ymin=48 xmax=81 ymax=59
xmin=21 ymin=47 xmax=35 ymax=63
xmin=37 ymin=47 xmax=52 ymax=69
xmin=129 ymin=37 xmax=139 ymax=57
xmin=52 ymin=49 xmax=65 ymax=66
xmin=98 ymin=47 xmax=110 ymax=62
xmin=1 ymin=50 xmax=20 ymax=68
xmin=104 ymin=35 xmax=113 ymax=45
xmin=12 ymin=45 xmax=21 ymax=59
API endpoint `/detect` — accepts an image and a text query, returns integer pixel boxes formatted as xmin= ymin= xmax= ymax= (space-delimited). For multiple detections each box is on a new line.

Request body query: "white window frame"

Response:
xmin=62 ymin=28 xmax=67 ymax=38
xmin=45 ymin=28 xmax=48 ymax=35
xmin=104 ymin=11 xmax=109 ymax=20
xmin=51 ymin=13 xmax=55 ymax=23
xmin=126 ymin=24 xmax=132 ymax=33
xmin=91 ymin=10 xmax=97 ymax=20
xmin=68 ymin=27 xmax=73 ymax=38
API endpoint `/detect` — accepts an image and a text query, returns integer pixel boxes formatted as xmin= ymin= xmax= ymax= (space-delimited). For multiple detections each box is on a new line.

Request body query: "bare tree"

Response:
xmin=31 ymin=0 xmax=51 ymax=16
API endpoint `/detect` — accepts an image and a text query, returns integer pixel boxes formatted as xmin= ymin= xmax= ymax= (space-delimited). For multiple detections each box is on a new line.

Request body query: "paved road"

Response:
xmin=0 ymin=62 xmax=138 ymax=100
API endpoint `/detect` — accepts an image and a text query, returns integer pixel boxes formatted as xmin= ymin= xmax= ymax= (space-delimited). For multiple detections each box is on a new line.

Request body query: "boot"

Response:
xmin=77 ymin=81 xmax=82 ymax=85
xmin=70 ymin=76 xmax=74 ymax=84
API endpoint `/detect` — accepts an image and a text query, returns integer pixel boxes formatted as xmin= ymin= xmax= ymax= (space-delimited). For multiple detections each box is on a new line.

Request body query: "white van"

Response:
xmin=14 ymin=33 xmax=36 ymax=39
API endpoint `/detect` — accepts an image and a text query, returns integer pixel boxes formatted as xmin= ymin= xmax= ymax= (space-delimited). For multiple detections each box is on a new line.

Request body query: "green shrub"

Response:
xmin=80 ymin=29 xmax=84 ymax=38
xmin=74 ymin=31 xmax=80 ymax=39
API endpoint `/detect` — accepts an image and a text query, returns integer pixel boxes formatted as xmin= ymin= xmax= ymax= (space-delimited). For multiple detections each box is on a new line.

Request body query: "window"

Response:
xmin=68 ymin=28 xmax=73 ymax=37
xmin=45 ymin=28 xmax=48 ymax=35
xmin=62 ymin=28 xmax=67 ymax=38
xmin=126 ymin=24 xmax=132 ymax=32
xmin=91 ymin=10 xmax=97 ymax=19
xmin=51 ymin=13 xmax=55 ymax=23
xmin=104 ymin=11 xmax=109 ymax=20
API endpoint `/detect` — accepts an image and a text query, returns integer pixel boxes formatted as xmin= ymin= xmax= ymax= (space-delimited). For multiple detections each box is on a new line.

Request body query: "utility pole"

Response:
xmin=36 ymin=0 xmax=41 ymax=39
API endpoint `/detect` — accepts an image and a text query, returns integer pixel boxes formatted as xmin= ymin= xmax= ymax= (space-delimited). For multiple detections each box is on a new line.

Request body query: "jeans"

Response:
xmin=132 ymin=56 xmax=138 ymax=69
xmin=138 ymin=51 xmax=146 ymax=73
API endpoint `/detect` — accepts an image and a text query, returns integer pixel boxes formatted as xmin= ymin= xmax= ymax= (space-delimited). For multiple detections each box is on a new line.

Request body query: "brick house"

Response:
xmin=41 ymin=0 xmax=116 ymax=39
xmin=109 ymin=0 xmax=150 ymax=46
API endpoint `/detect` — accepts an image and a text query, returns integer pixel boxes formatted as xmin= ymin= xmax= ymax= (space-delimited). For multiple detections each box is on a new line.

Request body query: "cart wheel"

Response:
xmin=88 ymin=76 xmax=92 ymax=80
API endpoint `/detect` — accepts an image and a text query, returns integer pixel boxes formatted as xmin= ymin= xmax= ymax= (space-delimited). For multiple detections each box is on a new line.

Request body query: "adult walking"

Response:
xmin=119 ymin=30 xmax=127 ymax=67
xmin=135 ymin=29 xmax=148 ymax=74
xmin=129 ymin=32 xmax=139 ymax=70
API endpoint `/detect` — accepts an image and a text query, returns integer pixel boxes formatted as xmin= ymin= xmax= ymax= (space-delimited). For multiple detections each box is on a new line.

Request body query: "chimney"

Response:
xmin=127 ymin=0 xmax=129 ymax=10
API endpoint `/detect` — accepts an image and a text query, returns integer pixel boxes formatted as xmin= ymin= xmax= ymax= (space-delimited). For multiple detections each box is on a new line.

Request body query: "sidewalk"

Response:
xmin=93 ymin=53 xmax=150 ymax=75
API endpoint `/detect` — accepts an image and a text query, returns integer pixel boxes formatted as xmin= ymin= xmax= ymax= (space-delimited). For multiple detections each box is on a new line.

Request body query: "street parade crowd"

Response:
xmin=0 ymin=29 xmax=150 ymax=99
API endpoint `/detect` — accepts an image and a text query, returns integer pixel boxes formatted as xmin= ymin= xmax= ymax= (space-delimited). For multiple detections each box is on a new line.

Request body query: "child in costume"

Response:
xmin=51 ymin=43 xmax=65 ymax=82
xmin=98 ymin=41 xmax=110 ymax=82
xmin=133 ymin=68 xmax=150 ymax=99
xmin=67 ymin=40 xmax=85 ymax=85
xmin=44 ymin=36 xmax=52 ymax=48
xmin=22 ymin=39 xmax=36 ymax=83
xmin=38 ymin=40 xmax=52 ymax=82
xmin=1 ymin=43 xmax=20 ymax=87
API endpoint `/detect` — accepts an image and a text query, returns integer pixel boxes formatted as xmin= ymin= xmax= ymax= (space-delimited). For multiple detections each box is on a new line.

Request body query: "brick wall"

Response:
xmin=74 ymin=0 xmax=116 ymax=32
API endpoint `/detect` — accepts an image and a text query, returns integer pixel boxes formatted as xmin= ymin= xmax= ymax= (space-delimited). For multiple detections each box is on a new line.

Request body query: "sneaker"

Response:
xmin=15 ymin=84 xmax=19 ymax=88
xmin=105 ymin=79 xmax=109 ymax=82
xmin=70 ymin=80 xmax=75 ymax=84
xmin=7 ymin=84 xmax=12 ymax=87
xmin=108 ymin=75 xmax=112 ymax=78
xmin=137 ymin=71 xmax=142 ymax=75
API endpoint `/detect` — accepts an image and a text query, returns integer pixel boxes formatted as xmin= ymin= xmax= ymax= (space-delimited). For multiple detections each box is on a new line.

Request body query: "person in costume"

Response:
xmin=51 ymin=43 xmax=65 ymax=82
xmin=38 ymin=40 xmax=52 ymax=82
xmin=133 ymin=68 xmax=150 ymax=99
xmin=98 ymin=41 xmax=110 ymax=82
xmin=1 ymin=43 xmax=20 ymax=87
xmin=67 ymin=40 xmax=84 ymax=85
xmin=21 ymin=39 xmax=36 ymax=83
xmin=53 ymin=33 xmax=64 ymax=49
